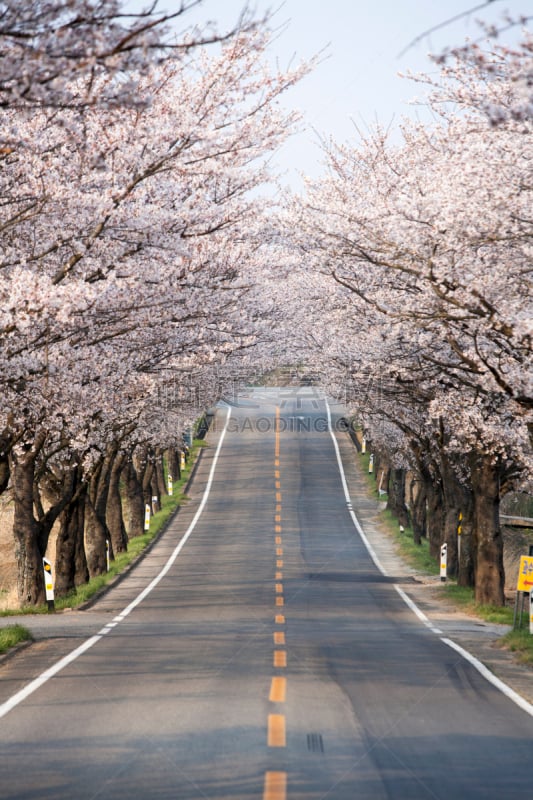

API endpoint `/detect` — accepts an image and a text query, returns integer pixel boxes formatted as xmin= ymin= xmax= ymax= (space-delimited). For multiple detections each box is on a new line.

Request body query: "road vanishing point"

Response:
xmin=1 ymin=387 xmax=532 ymax=799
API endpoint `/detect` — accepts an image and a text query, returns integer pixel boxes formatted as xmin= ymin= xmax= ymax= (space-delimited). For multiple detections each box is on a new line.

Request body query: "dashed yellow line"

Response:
xmin=274 ymin=650 xmax=287 ymax=668
xmin=265 ymin=407 xmax=287 ymax=800
xmin=268 ymin=714 xmax=286 ymax=747
xmin=269 ymin=676 xmax=287 ymax=702
xmin=264 ymin=771 xmax=287 ymax=800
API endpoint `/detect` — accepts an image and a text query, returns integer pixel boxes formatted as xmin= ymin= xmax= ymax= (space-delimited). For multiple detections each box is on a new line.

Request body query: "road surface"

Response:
xmin=1 ymin=387 xmax=532 ymax=799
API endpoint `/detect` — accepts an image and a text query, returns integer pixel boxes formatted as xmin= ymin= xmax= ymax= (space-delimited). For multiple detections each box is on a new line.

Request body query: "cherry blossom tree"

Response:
xmin=0 ymin=2 xmax=313 ymax=605
xmin=288 ymin=32 xmax=532 ymax=605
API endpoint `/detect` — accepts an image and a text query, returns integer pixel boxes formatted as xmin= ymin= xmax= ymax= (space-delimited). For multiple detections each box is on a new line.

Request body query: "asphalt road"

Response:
xmin=1 ymin=387 xmax=532 ymax=799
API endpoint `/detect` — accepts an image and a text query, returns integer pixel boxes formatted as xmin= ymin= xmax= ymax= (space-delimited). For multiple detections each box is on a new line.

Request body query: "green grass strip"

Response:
xmin=0 ymin=624 xmax=32 ymax=653
xmin=441 ymin=584 xmax=514 ymax=625
xmin=499 ymin=629 xmax=533 ymax=665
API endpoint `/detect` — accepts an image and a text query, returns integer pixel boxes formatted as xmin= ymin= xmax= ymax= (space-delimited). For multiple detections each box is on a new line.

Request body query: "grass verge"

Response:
xmin=499 ymin=629 xmax=533 ymax=666
xmin=355 ymin=447 xmax=533 ymax=665
xmin=0 ymin=624 xmax=32 ymax=653
xmin=1 ymin=439 xmax=207 ymax=617
xmin=441 ymin=584 xmax=514 ymax=625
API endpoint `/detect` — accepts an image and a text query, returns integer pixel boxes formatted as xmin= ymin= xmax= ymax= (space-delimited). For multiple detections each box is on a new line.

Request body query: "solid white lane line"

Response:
xmin=441 ymin=637 xmax=533 ymax=716
xmin=325 ymin=400 xmax=387 ymax=575
xmin=0 ymin=636 xmax=102 ymax=720
xmin=0 ymin=405 xmax=232 ymax=721
xmin=324 ymin=398 xmax=533 ymax=719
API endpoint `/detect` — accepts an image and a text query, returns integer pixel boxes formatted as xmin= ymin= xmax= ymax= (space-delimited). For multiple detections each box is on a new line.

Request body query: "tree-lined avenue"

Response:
xmin=0 ymin=387 xmax=532 ymax=799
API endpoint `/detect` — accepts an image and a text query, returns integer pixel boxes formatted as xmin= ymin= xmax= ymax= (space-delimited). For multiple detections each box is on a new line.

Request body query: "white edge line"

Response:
xmin=0 ymin=405 xmax=232 ymax=721
xmin=441 ymin=637 xmax=533 ymax=717
xmin=325 ymin=398 xmax=533 ymax=720
xmin=325 ymin=399 xmax=387 ymax=576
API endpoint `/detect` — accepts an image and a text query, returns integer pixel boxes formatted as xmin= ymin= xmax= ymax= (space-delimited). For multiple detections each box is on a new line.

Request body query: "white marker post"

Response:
xmin=106 ymin=540 xmax=110 ymax=572
xmin=440 ymin=543 xmax=448 ymax=582
xmin=457 ymin=512 xmax=462 ymax=563
xmin=361 ymin=437 xmax=366 ymax=455
xmin=42 ymin=558 xmax=55 ymax=612
xmin=180 ymin=452 xmax=186 ymax=471
xmin=167 ymin=473 xmax=173 ymax=496
xmin=368 ymin=454 xmax=374 ymax=474
xmin=144 ymin=503 xmax=151 ymax=532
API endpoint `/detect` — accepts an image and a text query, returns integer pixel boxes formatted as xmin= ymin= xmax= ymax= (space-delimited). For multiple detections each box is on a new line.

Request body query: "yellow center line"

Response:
xmin=274 ymin=650 xmax=287 ymax=667
xmin=276 ymin=504 xmax=281 ymax=512
xmin=275 ymin=596 xmax=284 ymax=606
xmin=276 ymin=559 xmax=284 ymax=569
xmin=275 ymin=614 xmax=285 ymax=624
xmin=276 ymin=546 xmax=283 ymax=556
xmin=269 ymin=676 xmax=287 ymax=702
xmin=263 ymin=771 xmax=287 ymax=800
xmin=275 ymin=583 xmax=283 ymax=594
xmin=276 ymin=491 xmax=282 ymax=503
xmin=275 ymin=470 xmax=280 ymax=479
xmin=267 ymin=714 xmax=286 ymax=747
xmin=275 ymin=516 xmax=282 ymax=525
xmin=274 ymin=631 xmax=285 ymax=646
xmin=275 ymin=571 xmax=283 ymax=580
xmin=275 ymin=535 xmax=282 ymax=544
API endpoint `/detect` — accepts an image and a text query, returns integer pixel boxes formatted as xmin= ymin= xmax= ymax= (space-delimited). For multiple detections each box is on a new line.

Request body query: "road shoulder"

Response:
xmin=335 ymin=428 xmax=533 ymax=707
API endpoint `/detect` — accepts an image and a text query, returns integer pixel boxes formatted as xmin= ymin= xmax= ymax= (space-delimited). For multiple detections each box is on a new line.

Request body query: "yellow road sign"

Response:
xmin=516 ymin=555 xmax=533 ymax=592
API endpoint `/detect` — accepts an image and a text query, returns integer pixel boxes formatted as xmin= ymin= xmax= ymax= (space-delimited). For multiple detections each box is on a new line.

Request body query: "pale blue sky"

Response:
xmin=154 ymin=1 xmax=529 ymax=188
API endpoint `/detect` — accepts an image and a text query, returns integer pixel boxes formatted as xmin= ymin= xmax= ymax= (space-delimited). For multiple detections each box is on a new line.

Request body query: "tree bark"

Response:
xmin=167 ymin=447 xmax=180 ymax=482
xmin=85 ymin=450 xmax=115 ymax=577
xmin=426 ymin=478 xmax=444 ymax=561
xmin=409 ymin=475 xmax=427 ymax=546
xmin=54 ymin=472 xmax=88 ymax=597
xmin=470 ymin=455 xmax=505 ymax=606
xmin=9 ymin=445 xmax=45 ymax=606
xmin=154 ymin=447 xmax=167 ymax=497
xmin=106 ymin=451 xmax=128 ymax=554
xmin=386 ymin=468 xmax=410 ymax=528
xmin=122 ymin=455 xmax=145 ymax=538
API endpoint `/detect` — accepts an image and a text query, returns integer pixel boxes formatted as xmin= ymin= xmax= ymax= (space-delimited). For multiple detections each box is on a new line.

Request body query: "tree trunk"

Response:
xmin=85 ymin=452 xmax=114 ymax=577
xmin=386 ymin=468 xmax=410 ymax=528
xmin=122 ymin=455 xmax=145 ymax=538
xmin=426 ymin=478 xmax=444 ymax=561
xmin=54 ymin=474 xmax=89 ymax=597
xmin=142 ymin=454 xmax=155 ymax=508
xmin=106 ymin=452 xmax=128 ymax=554
xmin=84 ymin=492 xmax=108 ymax=577
xmin=457 ymin=495 xmax=475 ymax=589
xmin=9 ymin=447 xmax=45 ymax=606
xmin=167 ymin=447 xmax=180 ymax=482
xmin=409 ymin=475 xmax=427 ymax=546
xmin=154 ymin=447 xmax=167 ymax=497
xmin=470 ymin=455 xmax=505 ymax=606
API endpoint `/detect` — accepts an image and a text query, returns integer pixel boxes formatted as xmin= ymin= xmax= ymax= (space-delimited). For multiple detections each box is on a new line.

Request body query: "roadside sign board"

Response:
xmin=516 ymin=555 xmax=533 ymax=593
